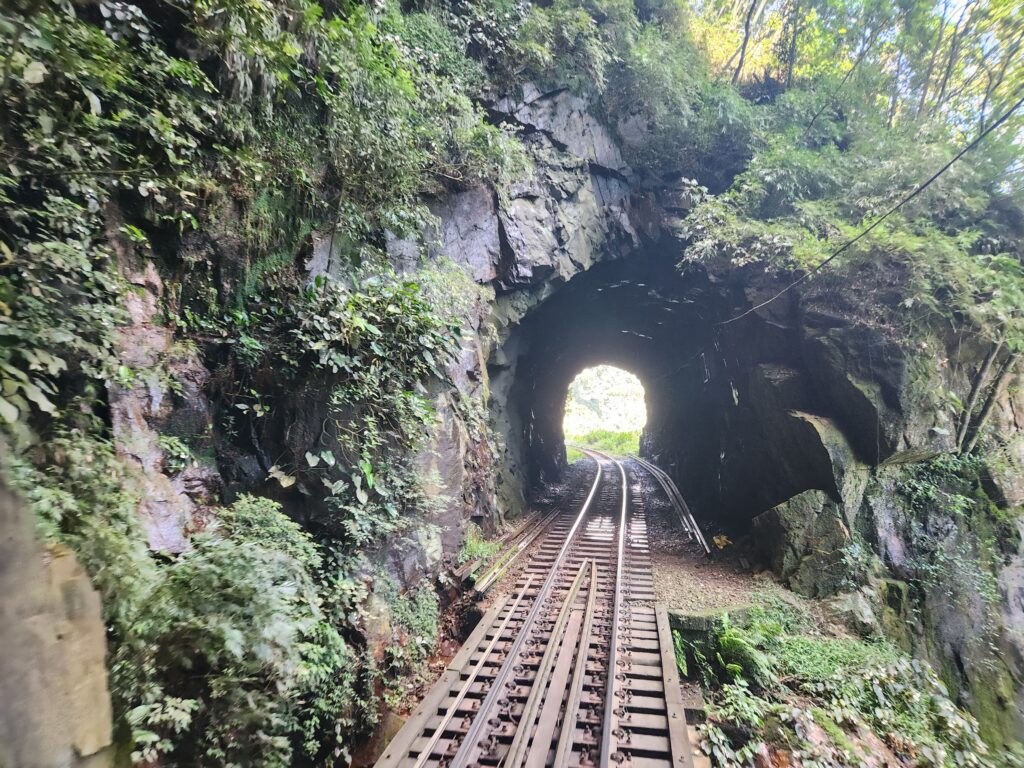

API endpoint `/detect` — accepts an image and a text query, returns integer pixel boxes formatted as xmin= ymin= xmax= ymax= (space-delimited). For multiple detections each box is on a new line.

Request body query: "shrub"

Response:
xmin=679 ymin=595 xmax=995 ymax=767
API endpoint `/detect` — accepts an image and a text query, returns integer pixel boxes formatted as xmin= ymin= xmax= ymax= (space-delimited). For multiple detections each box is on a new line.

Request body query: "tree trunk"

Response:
xmin=888 ymin=52 xmax=904 ymax=127
xmin=916 ymin=0 xmax=949 ymax=122
xmin=804 ymin=29 xmax=877 ymax=135
xmin=964 ymin=352 xmax=1020 ymax=454
xmin=933 ymin=0 xmax=978 ymax=116
xmin=956 ymin=337 xmax=1003 ymax=452
xmin=786 ymin=0 xmax=800 ymax=86
xmin=732 ymin=0 xmax=759 ymax=84
xmin=980 ymin=24 xmax=1024 ymax=132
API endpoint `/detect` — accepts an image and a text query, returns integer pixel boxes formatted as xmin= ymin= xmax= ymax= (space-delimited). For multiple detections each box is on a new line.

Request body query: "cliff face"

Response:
xmin=96 ymin=83 xmax=644 ymax=673
xmin=0 ymin=474 xmax=115 ymax=768
xmin=4 ymin=79 xmax=1021 ymax=754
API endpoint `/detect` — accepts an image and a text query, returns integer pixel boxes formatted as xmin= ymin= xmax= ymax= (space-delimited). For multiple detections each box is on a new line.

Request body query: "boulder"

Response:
xmin=752 ymin=490 xmax=852 ymax=598
xmin=828 ymin=587 xmax=880 ymax=636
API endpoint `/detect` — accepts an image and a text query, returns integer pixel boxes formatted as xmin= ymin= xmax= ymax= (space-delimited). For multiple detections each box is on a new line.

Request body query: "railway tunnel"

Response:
xmin=487 ymin=242 xmax=881 ymax=534
xmin=376 ymin=243 xmax=920 ymax=768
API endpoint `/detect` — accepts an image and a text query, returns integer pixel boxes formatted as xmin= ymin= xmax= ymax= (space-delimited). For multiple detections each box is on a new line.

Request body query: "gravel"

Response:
xmin=635 ymin=461 xmax=794 ymax=616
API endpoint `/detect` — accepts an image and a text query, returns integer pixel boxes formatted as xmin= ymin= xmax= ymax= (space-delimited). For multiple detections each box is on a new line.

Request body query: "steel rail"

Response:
xmin=474 ymin=508 xmax=561 ymax=594
xmin=502 ymin=561 xmax=591 ymax=768
xmin=409 ymin=575 xmax=537 ymax=768
xmin=447 ymin=456 xmax=606 ymax=768
xmin=598 ymin=455 xmax=629 ymax=768
xmin=373 ymin=446 xmax=702 ymax=768
xmin=632 ymin=456 xmax=711 ymax=555
xmin=550 ymin=560 xmax=599 ymax=768
xmin=633 ymin=456 xmax=696 ymax=541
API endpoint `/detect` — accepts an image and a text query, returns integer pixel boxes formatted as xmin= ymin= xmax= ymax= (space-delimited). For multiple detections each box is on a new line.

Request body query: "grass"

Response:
xmin=565 ymin=428 xmax=640 ymax=460
xmin=458 ymin=523 xmax=501 ymax=565
xmin=738 ymin=591 xmax=902 ymax=685
xmin=774 ymin=635 xmax=902 ymax=682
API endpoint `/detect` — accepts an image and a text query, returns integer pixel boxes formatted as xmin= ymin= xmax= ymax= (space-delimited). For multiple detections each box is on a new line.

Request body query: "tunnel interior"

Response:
xmin=489 ymin=243 xmax=879 ymax=533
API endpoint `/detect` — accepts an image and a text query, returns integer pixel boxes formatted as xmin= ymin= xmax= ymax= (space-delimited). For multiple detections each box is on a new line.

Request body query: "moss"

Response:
xmin=810 ymin=707 xmax=857 ymax=756
xmin=689 ymin=591 xmax=995 ymax=764
xmin=235 ymin=186 xmax=316 ymax=305
xmin=876 ymin=579 xmax=914 ymax=653
xmin=965 ymin=657 xmax=1020 ymax=748
xmin=237 ymin=246 xmax=306 ymax=306
xmin=884 ymin=454 xmax=1024 ymax=748
xmin=417 ymin=258 xmax=489 ymax=327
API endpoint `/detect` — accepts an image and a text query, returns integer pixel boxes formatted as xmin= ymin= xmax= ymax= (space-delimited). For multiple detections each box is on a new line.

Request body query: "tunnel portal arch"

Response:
xmin=488 ymin=243 xmax=869 ymax=534
xmin=490 ymin=245 xmax=726 ymax=512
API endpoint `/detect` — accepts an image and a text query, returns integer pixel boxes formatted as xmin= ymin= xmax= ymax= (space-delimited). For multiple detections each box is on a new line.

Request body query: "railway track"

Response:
xmin=630 ymin=457 xmax=710 ymax=556
xmin=375 ymin=451 xmax=707 ymax=768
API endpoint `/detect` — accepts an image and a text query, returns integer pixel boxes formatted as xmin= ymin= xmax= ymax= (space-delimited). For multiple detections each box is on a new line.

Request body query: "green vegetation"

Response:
xmin=0 ymin=0 xmax=532 ymax=757
xmin=895 ymin=453 xmax=1012 ymax=616
xmin=1 ymin=0 xmax=1022 ymax=762
xmin=567 ymin=429 xmax=641 ymax=458
xmin=678 ymin=0 xmax=1024 ymax=351
xmin=564 ymin=366 xmax=647 ymax=436
xmin=676 ymin=598 xmax=999 ymax=766
xmin=10 ymin=431 xmax=363 ymax=765
xmin=379 ymin=575 xmax=441 ymax=705
xmin=563 ymin=364 xmax=646 ymax=459
xmin=458 ymin=523 xmax=502 ymax=565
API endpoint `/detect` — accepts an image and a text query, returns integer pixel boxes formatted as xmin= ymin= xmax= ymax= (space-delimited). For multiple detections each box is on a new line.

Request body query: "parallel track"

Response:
xmin=630 ymin=457 xmax=710 ymax=556
xmin=374 ymin=451 xmax=700 ymax=768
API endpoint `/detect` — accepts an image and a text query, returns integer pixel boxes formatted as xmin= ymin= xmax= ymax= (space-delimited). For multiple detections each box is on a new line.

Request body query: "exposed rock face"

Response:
xmin=91 ymin=75 xmax=1024 ymax=747
xmin=426 ymin=188 xmax=502 ymax=283
xmin=406 ymin=91 xmax=1024 ymax=744
xmin=0 ymin=474 xmax=114 ymax=768
xmin=752 ymin=490 xmax=853 ymax=598
xmin=107 ymin=212 xmax=220 ymax=553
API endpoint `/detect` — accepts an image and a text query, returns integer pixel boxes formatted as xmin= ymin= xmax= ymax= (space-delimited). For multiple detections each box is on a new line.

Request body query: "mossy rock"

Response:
xmin=667 ymin=605 xmax=753 ymax=633
xmin=875 ymin=579 xmax=914 ymax=653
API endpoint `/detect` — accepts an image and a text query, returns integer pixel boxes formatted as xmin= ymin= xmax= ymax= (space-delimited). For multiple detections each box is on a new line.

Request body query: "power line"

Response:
xmin=718 ymin=89 xmax=1024 ymax=327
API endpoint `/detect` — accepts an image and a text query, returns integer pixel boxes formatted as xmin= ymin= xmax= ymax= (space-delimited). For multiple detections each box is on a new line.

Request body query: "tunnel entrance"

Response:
xmin=563 ymin=365 xmax=647 ymax=460
xmin=489 ymin=243 xmax=878 ymax=535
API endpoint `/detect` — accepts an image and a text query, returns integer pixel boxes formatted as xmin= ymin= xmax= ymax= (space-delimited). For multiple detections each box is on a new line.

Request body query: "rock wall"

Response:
xmin=405 ymin=89 xmax=1024 ymax=743
xmin=745 ymin=329 xmax=1024 ymax=745
xmin=0 ymin=472 xmax=115 ymax=768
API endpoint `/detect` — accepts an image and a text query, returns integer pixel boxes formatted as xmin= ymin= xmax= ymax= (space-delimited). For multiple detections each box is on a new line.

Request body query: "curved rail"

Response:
xmin=632 ymin=455 xmax=711 ymax=555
